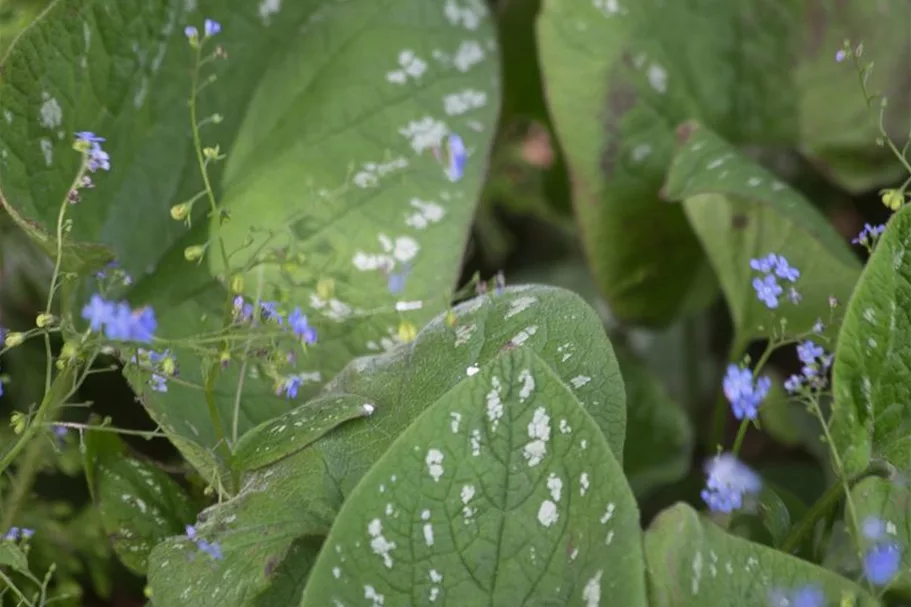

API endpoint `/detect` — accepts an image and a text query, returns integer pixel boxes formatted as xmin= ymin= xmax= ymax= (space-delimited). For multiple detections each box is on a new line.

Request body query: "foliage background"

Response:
xmin=0 ymin=0 xmax=908 ymax=605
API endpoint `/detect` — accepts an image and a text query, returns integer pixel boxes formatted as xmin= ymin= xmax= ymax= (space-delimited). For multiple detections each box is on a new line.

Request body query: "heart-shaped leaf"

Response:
xmin=83 ymin=428 xmax=198 ymax=574
xmin=831 ymin=205 xmax=911 ymax=476
xmin=664 ymin=122 xmax=860 ymax=344
xmin=146 ymin=285 xmax=628 ymax=606
xmin=645 ymin=503 xmax=878 ymax=606
xmin=301 ymin=347 xmax=647 ymax=606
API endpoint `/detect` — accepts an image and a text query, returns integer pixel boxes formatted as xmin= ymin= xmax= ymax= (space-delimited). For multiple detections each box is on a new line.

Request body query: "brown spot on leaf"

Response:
xmin=600 ymin=59 xmax=638 ymax=178
xmin=731 ymin=214 xmax=749 ymax=230
xmin=675 ymin=121 xmax=698 ymax=145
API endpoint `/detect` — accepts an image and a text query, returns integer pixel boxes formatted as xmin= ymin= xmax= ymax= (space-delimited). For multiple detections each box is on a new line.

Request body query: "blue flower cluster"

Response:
xmin=81 ymin=294 xmax=157 ymax=344
xmin=74 ymin=132 xmax=110 ymax=173
xmin=185 ymin=524 xmax=223 ymax=561
xmin=185 ymin=18 xmax=221 ymax=41
xmin=700 ymin=453 xmax=761 ymax=514
xmin=3 ymin=526 xmax=34 ymax=541
xmin=784 ymin=340 xmax=833 ymax=393
xmin=851 ymin=222 xmax=885 ymax=248
xmin=750 ymin=253 xmax=800 ymax=309
xmin=768 ymin=584 xmax=824 ymax=607
xmin=233 ymin=297 xmax=316 ymax=345
xmin=139 ymin=349 xmax=176 ymax=393
xmin=861 ymin=516 xmax=901 ymax=586
xmin=722 ymin=364 xmax=771 ymax=420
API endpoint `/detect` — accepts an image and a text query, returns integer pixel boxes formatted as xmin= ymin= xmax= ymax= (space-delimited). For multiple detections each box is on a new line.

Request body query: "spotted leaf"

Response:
xmin=831 ymin=203 xmax=911 ymax=475
xmin=146 ymin=285 xmax=628 ymax=606
xmin=848 ymin=477 xmax=911 ymax=594
xmin=233 ymin=394 xmax=377 ymax=472
xmin=301 ymin=347 xmax=646 ymax=606
xmin=645 ymin=503 xmax=878 ymax=606
xmin=83 ymin=428 xmax=198 ymax=575
xmin=664 ymin=122 xmax=860 ymax=344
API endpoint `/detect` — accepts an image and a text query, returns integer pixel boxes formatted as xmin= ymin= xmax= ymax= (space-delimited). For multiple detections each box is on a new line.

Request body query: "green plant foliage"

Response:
xmin=831 ymin=204 xmax=911 ymax=476
xmin=644 ymin=503 xmax=878 ymax=606
xmin=146 ymin=285 xmax=628 ymax=606
xmin=83 ymin=428 xmax=197 ymax=574
xmin=617 ymin=347 xmax=693 ymax=498
xmin=301 ymin=347 xmax=647 ymax=606
xmin=664 ymin=122 xmax=861 ymax=344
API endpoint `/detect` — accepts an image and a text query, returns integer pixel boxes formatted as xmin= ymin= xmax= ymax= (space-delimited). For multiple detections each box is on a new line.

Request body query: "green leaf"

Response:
xmin=147 ymin=285 xmax=628 ymax=606
xmin=0 ymin=542 xmax=29 ymax=574
xmin=645 ymin=503 xmax=879 ymax=606
xmin=849 ymin=476 xmax=911 ymax=595
xmin=83 ymin=428 xmax=197 ymax=575
xmin=664 ymin=122 xmax=861 ymax=343
xmin=301 ymin=347 xmax=647 ymax=607
xmin=537 ymin=0 xmax=805 ymax=326
xmin=233 ymin=394 xmax=377 ymax=472
xmin=617 ymin=347 xmax=693 ymax=498
xmin=831 ymin=205 xmax=911 ymax=475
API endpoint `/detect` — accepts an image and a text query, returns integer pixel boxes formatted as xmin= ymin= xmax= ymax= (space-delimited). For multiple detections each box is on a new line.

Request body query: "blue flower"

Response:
xmin=797 ymin=341 xmax=824 ymax=366
xmin=862 ymin=516 xmax=887 ymax=541
xmin=282 ymin=375 xmax=303 ymax=399
xmin=387 ymin=264 xmax=411 ymax=294
xmin=750 ymin=254 xmax=800 ymax=308
xmin=752 ymin=274 xmax=782 ymax=308
xmin=81 ymin=294 xmax=157 ymax=343
xmin=722 ymin=364 xmax=771 ymax=421
xmin=863 ymin=542 xmax=901 ymax=586
xmin=836 ymin=49 xmax=847 ymax=63
xmin=852 ymin=223 xmax=885 ymax=247
xmin=792 ymin=585 xmax=824 ymax=607
xmin=700 ymin=453 xmax=761 ymax=514
xmin=184 ymin=25 xmax=198 ymax=39
xmin=288 ymin=307 xmax=317 ymax=344
xmin=446 ymin=133 xmax=467 ymax=182
xmin=785 ymin=340 xmax=833 ymax=394
xmin=185 ymin=524 xmax=198 ymax=540
xmin=3 ymin=527 xmax=35 ymax=542
xmin=204 ymin=19 xmax=221 ymax=37
xmin=197 ymin=539 xmax=223 ymax=560
xmin=150 ymin=374 xmax=168 ymax=392
xmin=81 ymin=294 xmax=115 ymax=331
xmin=75 ymin=132 xmax=105 ymax=144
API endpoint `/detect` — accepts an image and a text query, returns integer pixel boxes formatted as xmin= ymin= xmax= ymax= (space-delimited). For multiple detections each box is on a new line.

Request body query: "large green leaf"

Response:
xmin=83 ymin=428 xmax=198 ymax=575
xmin=831 ymin=204 xmax=911 ymax=476
xmin=301 ymin=347 xmax=647 ymax=607
xmin=664 ymin=122 xmax=861 ymax=343
xmin=1 ymin=0 xmax=500 ymax=479
xmin=536 ymin=0 xmax=905 ymax=327
xmin=146 ymin=285 xmax=628 ymax=606
xmin=617 ymin=347 xmax=693 ymax=498
xmin=536 ymin=0 xmax=803 ymax=326
xmin=645 ymin=503 xmax=878 ymax=606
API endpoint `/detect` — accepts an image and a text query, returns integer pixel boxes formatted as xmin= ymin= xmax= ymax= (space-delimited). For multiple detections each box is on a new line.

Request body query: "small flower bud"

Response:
xmin=211 ymin=113 xmax=224 ymax=124
xmin=10 ymin=412 xmax=26 ymax=435
xmin=4 ymin=332 xmax=25 ymax=348
xmin=171 ymin=202 xmax=192 ymax=221
xmin=36 ymin=313 xmax=55 ymax=328
xmin=219 ymin=350 xmax=231 ymax=369
xmin=184 ymin=245 xmax=206 ymax=262
xmin=317 ymin=278 xmax=334 ymax=300
xmin=231 ymin=275 xmax=244 ymax=294
xmin=445 ymin=309 xmax=457 ymax=327
xmin=397 ymin=321 xmax=417 ymax=343
xmin=881 ymin=189 xmax=904 ymax=211
xmin=60 ymin=341 xmax=78 ymax=360
xmin=161 ymin=357 xmax=177 ymax=376
xmin=203 ymin=146 xmax=219 ymax=160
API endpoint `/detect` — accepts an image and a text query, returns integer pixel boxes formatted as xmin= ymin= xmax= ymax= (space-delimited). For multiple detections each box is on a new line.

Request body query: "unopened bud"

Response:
xmin=881 ymin=189 xmax=904 ymax=211
xmin=36 ymin=313 xmax=55 ymax=328
xmin=171 ymin=202 xmax=192 ymax=221
xmin=317 ymin=278 xmax=334 ymax=300
xmin=397 ymin=321 xmax=417 ymax=343
xmin=184 ymin=245 xmax=206 ymax=262
xmin=4 ymin=332 xmax=25 ymax=348
xmin=445 ymin=309 xmax=457 ymax=327
xmin=231 ymin=275 xmax=244 ymax=294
